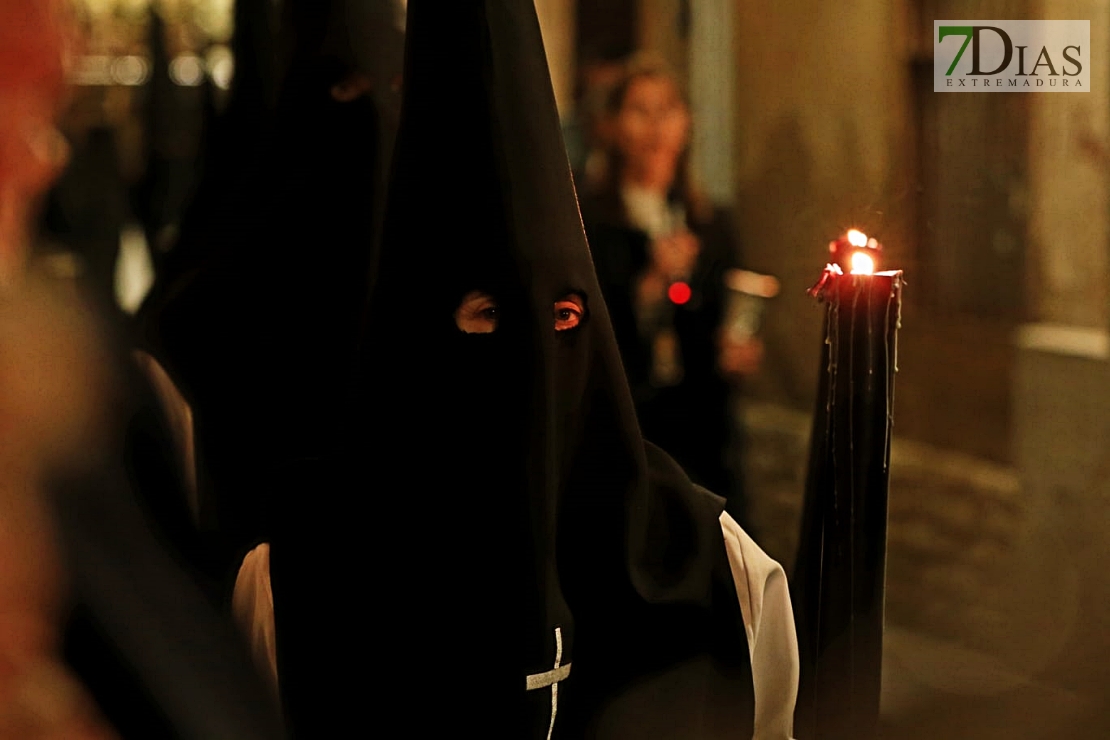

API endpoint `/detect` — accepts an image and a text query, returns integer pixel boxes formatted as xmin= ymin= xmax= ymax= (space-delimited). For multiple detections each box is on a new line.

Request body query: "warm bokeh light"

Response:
xmin=169 ymin=53 xmax=204 ymax=86
xmin=206 ymin=44 xmax=233 ymax=90
xmin=668 ymin=281 xmax=692 ymax=305
xmin=850 ymin=250 xmax=875 ymax=275
xmin=111 ymin=54 xmax=149 ymax=85
xmin=847 ymin=229 xmax=869 ymax=248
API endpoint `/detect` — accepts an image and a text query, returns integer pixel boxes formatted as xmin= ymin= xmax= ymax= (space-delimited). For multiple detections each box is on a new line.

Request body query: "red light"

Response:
xmin=668 ymin=282 xmax=692 ymax=305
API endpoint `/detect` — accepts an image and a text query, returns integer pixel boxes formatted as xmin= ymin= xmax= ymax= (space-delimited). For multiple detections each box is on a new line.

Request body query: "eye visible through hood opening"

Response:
xmin=455 ymin=290 xmax=499 ymax=334
xmin=555 ymin=293 xmax=586 ymax=331
xmin=454 ymin=290 xmax=589 ymax=334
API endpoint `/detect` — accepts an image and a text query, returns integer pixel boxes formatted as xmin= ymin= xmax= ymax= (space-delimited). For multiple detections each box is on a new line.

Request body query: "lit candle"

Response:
xmin=791 ymin=230 xmax=903 ymax=740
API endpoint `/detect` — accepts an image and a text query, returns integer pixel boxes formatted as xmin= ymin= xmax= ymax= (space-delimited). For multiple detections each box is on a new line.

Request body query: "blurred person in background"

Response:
xmin=0 ymin=1 xmax=285 ymax=737
xmin=0 ymin=3 xmax=114 ymax=735
xmin=578 ymin=54 xmax=762 ymax=528
xmin=0 ymin=274 xmax=120 ymax=740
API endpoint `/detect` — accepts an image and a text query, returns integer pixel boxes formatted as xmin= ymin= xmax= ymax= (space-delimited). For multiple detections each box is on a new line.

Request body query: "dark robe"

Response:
xmin=132 ymin=0 xmax=287 ymax=589
xmin=55 ymin=454 xmax=286 ymax=740
xmin=136 ymin=1 xmax=402 ymax=590
xmin=136 ymin=76 xmax=382 ymax=589
xmin=269 ymin=1 xmax=767 ymax=736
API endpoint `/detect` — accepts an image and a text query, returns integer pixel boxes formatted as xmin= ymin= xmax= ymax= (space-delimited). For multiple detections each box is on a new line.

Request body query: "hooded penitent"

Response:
xmin=138 ymin=0 xmax=283 ymax=296
xmin=136 ymin=0 xmax=404 ymax=582
xmin=269 ymin=1 xmax=755 ymax=736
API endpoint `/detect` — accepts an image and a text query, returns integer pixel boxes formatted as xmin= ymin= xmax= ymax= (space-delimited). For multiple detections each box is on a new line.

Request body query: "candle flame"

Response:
xmin=850 ymin=250 xmax=875 ymax=275
xmin=847 ymin=229 xmax=869 ymax=248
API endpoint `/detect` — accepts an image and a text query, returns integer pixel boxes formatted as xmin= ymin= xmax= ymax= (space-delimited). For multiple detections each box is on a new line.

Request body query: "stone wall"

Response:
xmin=744 ymin=389 xmax=1110 ymax=732
xmin=744 ymin=400 xmax=1023 ymax=658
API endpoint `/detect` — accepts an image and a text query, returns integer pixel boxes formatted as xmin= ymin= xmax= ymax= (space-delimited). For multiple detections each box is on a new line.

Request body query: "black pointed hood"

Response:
xmin=135 ymin=0 xmax=405 ymax=578
xmin=282 ymin=0 xmax=755 ymax=735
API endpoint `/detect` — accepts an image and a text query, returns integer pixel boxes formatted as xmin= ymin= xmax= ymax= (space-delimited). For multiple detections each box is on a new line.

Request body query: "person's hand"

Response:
xmin=718 ymin=334 xmax=764 ymax=380
xmin=649 ymin=231 xmax=699 ymax=281
xmin=635 ymin=270 xmax=668 ymax=311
